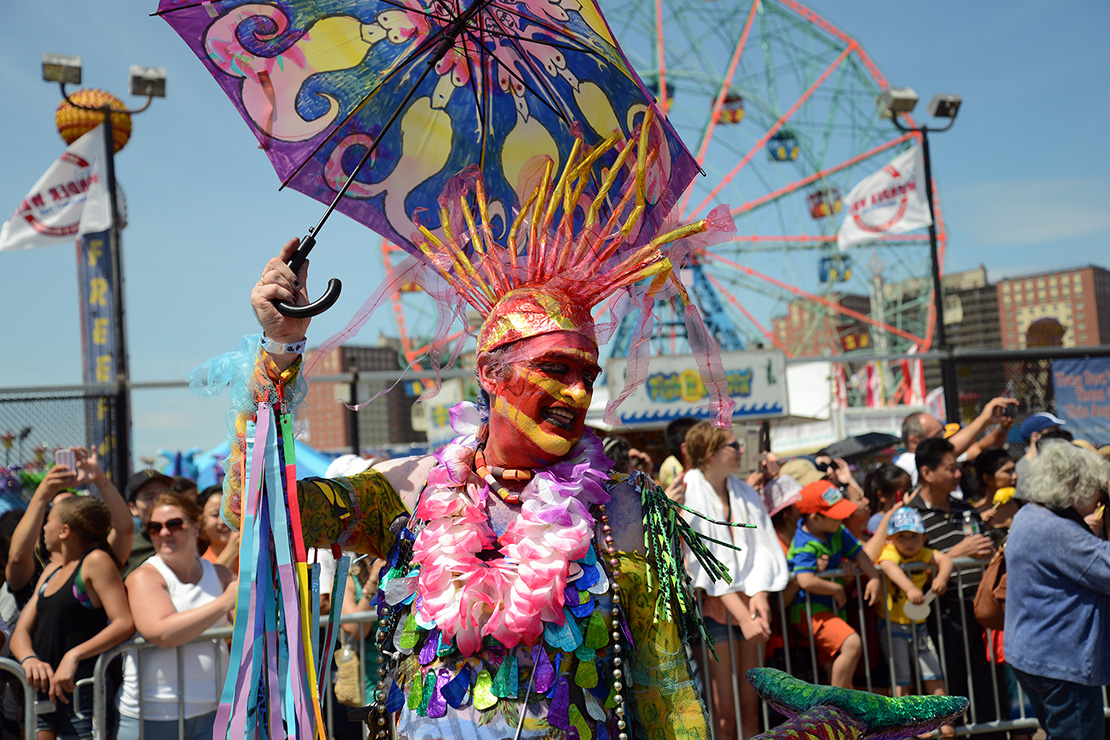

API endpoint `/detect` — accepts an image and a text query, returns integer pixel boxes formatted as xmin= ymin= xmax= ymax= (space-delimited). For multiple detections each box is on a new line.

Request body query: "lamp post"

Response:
xmin=42 ymin=53 xmax=166 ymax=488
xmin=877 ymin=87 xmax=962 ymax=423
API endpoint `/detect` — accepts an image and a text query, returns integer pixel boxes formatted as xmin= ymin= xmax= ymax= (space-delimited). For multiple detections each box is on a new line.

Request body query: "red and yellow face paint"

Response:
xmin=480 ymin=332 xmax=600 ymax=469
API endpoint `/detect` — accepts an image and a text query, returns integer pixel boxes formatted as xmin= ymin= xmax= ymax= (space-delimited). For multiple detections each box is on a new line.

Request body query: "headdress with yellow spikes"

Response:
xmin=386 ymin=108 xmax=732 ymax=421
xmin=411 ymin=111 xmax=736 ymax=425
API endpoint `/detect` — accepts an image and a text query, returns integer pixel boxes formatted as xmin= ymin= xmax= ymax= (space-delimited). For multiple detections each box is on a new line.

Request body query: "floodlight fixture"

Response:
xmin=39 ymin=53 xmax=165 ymax=491
xmin=877 ymin=82 xmax=963 ymax=424
xmin=129 ymin=66 xmax=167 ymax=98
xmin=927 ymin=93 xmax=961 ymax=120
xmin=42 ymin=53 xmax=82 ymax=85
xmin=876 ymin=86 xmax=919 ymax=119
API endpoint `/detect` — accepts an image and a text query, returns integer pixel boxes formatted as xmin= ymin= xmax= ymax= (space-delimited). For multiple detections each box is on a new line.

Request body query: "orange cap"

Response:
xmin=796 ymin=480 xmax=857 ymax=520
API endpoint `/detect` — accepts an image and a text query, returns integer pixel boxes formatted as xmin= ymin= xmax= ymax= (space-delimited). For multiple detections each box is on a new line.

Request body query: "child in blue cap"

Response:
xmin=876 ymin=507 xmax=955 ymax=730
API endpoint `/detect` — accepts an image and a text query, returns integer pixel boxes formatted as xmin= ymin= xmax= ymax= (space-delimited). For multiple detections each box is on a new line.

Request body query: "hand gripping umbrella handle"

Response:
xmin=275 ymin=233 xmax=342 ymax=318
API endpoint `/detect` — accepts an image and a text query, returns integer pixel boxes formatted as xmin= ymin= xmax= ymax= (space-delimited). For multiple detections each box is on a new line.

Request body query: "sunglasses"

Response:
xmin=147 ymin=518 xmax=187 ymax=537
xmin=723 ymin=441 xmax=743 ymax=451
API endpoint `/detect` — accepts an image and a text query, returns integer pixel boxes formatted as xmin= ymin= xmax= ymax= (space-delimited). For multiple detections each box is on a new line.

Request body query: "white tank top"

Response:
xmin=117 ymin=556 xmax=230 ymax=720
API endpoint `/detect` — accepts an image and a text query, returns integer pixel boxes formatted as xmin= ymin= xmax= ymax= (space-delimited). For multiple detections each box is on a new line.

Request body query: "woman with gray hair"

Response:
xmin=1003 ymin=442 xmax=1110 ymax=740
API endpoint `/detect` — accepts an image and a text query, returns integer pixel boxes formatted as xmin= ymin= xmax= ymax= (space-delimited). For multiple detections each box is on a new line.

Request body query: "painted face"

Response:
xmin=481 ymin=331 xmax=600 ymax=468
xmin=891 ymin=531 xmax=926 ymax=559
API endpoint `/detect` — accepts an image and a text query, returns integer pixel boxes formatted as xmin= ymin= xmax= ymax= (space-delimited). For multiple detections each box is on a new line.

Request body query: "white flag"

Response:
xmin=836 ymin=142 xmax=932 ymax=251
xmin=0 ymin=125 xmax=125 ymax=252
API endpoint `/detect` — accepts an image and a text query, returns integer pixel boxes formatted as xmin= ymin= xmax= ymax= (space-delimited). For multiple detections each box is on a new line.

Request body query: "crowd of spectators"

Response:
xmin=0 ymin=397 xmax=1107 ymax=739
xmin=647 ymin=400 xmax=1110 ymax=740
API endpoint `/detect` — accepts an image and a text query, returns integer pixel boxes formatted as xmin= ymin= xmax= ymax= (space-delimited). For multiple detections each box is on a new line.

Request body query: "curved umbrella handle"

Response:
xmin=275 ymin=233 xmax=343 ymax=318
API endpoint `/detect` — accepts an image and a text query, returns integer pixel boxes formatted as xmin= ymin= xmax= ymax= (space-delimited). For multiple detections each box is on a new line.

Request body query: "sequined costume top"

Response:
xmin=221 ymin=353 xmax=711 ymax=740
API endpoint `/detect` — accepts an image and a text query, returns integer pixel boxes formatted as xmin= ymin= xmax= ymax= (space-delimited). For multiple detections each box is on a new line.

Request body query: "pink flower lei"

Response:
xmin=410 ymin=403 xmax=611 ymax=657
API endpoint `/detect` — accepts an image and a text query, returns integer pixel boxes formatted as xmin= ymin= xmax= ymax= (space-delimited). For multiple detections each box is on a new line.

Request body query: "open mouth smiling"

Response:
xmin=542 ymin=406 xmax=580 ymax=430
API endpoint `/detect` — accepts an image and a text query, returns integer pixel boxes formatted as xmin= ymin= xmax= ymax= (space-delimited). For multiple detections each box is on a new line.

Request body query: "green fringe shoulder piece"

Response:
xmin=630 ymin=470 xmax=739 ymax=648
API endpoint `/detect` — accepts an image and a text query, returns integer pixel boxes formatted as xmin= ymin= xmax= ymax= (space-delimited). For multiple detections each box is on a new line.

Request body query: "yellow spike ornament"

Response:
xmin=415 ymin=111 xmax=733 ymax=359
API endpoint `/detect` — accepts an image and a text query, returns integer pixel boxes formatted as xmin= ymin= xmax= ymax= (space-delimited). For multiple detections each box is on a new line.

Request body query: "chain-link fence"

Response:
xmin=0 ymin=386 xmax=120 ymax=484
xmin=945 ymin=345 xmax=1110 ymax=428
xmin=3 ymin=346 xmax=1109 ymax=497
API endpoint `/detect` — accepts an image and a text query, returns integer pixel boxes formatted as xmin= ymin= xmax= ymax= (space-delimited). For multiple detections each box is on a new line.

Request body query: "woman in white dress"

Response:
xmin=681 ymin=421 xmax=790 ymax=739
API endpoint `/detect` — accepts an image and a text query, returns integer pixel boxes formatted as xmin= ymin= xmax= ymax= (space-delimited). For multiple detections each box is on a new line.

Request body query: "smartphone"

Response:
xmin=54 ymin=448 xmax=77 ymax=471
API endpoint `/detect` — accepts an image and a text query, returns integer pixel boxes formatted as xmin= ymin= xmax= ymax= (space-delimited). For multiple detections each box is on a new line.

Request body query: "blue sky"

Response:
xmin=1 ymin=1 xmax=1107 ymax=465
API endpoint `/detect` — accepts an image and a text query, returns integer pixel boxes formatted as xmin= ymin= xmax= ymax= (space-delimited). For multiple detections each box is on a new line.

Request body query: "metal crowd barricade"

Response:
xmin=6 ymin=572 xmax=1109 ymax=739
xmin=0 ymin=656 xmax=40 ymax=740
xmin=1 ymin=612 xmax=379 ymax=740
xmin=698 ymin=557 xmax=1110 ymax=738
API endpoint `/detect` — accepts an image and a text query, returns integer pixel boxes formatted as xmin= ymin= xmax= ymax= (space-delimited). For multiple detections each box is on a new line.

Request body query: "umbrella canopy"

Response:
xmin=155 ymin=0 xmax=699 ymax=255
xmin=821 ymin=432 xmax=900 ymax=460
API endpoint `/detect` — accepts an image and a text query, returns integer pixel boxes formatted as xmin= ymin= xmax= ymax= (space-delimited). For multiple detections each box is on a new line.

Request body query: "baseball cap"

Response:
xmin=887 ymin=507 xmax=926 ymax=535
xmin=124 ymin=469 xmax=173 ymax=502
xmin=796 ymin=481 xmax=857 ymax=520
xmin=762 ymin=476 xmax=803 ymax=517
xmin=779 ymin=458 xmax=823 ymax=487
xmin=1020 ymin=412 xmax=1065 ymax=441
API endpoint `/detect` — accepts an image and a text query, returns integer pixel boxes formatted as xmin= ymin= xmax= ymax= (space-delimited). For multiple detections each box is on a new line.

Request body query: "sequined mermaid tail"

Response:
xmin=747 ymin=668 xmax=968 ymax=740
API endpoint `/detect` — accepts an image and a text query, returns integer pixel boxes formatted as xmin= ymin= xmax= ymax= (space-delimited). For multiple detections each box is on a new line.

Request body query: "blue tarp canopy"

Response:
xmin=170 ymin=441 xmax=338 ymax=490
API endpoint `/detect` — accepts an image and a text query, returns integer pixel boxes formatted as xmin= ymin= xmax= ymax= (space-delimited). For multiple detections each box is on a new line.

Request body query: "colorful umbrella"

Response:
xmin=155 ymin=0 xmax=700 ymax=314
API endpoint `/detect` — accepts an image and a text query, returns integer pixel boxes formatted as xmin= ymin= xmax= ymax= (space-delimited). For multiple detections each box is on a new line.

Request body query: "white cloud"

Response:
xmin=946 ymin=178 xmax=1110 ymax=246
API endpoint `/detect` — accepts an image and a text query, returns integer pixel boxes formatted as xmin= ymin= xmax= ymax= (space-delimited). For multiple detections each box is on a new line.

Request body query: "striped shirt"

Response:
xmin=906 ymin=493 xmax=985 ymax=601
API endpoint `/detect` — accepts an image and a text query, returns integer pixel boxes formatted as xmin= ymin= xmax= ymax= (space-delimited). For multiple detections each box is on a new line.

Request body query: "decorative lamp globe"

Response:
xmin=55 ymin=89 xmax=132 ymax=153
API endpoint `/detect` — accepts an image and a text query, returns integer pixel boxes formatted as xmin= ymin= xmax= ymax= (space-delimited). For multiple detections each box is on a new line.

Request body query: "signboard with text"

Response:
xmin=76 ymin=231 xmax=117 ymax=459
xmin=1052 ymin=358 xmax=1110 ymax=445
xmin=607 ymin=350 xmax=788 ymax=427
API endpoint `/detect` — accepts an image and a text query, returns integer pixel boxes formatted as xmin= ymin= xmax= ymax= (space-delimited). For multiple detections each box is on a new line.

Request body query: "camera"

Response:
xmin=1002 ymin=405 xmax=1017 ymax=418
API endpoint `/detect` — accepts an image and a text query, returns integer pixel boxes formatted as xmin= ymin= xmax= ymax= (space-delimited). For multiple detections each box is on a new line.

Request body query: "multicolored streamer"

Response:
xmin=214 ymin=401 xmax=337 ymax=739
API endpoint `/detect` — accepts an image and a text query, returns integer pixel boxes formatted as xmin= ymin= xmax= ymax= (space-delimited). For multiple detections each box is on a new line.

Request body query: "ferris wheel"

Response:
xmin=384 ymin=0 xmax=943 ymax=386
xmin=602 ymin=0 xmax=943 ymax=363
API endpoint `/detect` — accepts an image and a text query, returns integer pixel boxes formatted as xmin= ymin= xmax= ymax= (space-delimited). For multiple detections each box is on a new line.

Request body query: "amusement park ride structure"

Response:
xmin=385 ymin=0 xmax=953 ymax=409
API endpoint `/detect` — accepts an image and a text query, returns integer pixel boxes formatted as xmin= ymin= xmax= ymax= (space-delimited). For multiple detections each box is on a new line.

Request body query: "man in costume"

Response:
xmin=218 ymin=126 xmax=734 ymax=740
xmin=210 ymin=125 xmax=968 ymax=740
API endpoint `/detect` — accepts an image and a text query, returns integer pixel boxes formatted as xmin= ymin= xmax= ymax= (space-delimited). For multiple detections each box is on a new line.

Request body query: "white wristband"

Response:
xmin=261 ymin=336 xmax=307 ymax=355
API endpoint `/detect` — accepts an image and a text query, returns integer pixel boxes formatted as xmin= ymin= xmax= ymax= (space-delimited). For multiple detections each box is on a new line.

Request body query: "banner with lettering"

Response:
xmin=0 ymin=125 xmax=125 ymax=251
xmin=77 ymin=230 xmax=118 ymax=458
xmin=606 ymin=350 xmax=788 ymax=427
xmin=837 ymin=142 xmax=931 ymax=251
xmin=1052 ymin=357 xmax=1110 ymax=445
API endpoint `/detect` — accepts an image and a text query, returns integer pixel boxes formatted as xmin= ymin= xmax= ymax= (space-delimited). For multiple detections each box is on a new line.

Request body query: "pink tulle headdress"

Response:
xmin=305 ymin=109 xmax=737 ymax=425
xmin=412 ymin=109 xmax=738 ymax=425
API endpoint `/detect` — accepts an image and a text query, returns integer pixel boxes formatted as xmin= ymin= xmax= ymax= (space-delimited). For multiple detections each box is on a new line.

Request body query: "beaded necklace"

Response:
xmin=473 ymin=447 xmax=532 ymax=505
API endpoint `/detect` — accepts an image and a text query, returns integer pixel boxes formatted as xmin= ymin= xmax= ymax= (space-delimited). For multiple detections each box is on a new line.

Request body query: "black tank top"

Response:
xmin=30 ymin=551 xmax=109 ymax=688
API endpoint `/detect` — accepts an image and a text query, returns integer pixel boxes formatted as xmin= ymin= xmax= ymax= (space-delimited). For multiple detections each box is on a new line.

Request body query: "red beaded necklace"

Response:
xmin=473 ymin=448 xmax=532 ymax=505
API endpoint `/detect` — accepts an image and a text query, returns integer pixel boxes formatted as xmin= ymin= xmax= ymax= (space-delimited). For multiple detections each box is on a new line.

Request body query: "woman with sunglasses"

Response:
xmin=681 ymin=421 xmax=789 ymax=739
xmin=116 ymin=493 xmax=237 ymax=740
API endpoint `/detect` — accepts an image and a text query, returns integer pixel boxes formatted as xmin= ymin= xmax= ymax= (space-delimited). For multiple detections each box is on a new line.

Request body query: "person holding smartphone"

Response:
xmin=5 ymin=448 xmax=133 ymax=610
